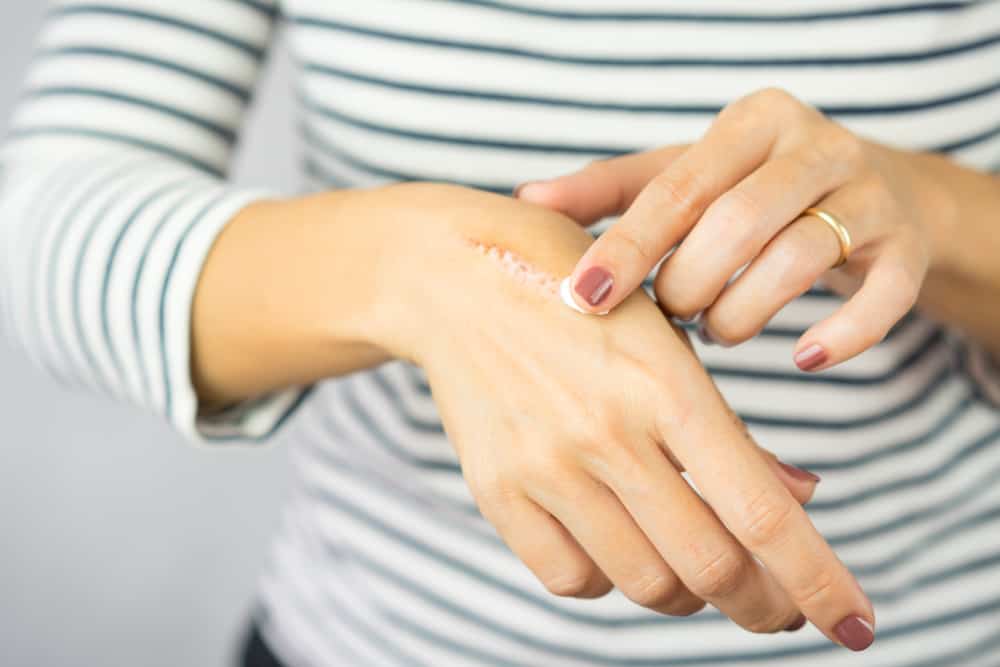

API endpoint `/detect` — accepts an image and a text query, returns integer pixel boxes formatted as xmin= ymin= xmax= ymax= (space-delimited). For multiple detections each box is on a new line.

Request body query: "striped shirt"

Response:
xmin=2 ymin=1 xmax=1000 ymax=665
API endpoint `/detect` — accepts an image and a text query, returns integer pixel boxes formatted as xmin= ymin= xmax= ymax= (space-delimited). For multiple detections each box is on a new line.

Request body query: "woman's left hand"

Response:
xmin=515 ymin=87 xmax=941 ymax=372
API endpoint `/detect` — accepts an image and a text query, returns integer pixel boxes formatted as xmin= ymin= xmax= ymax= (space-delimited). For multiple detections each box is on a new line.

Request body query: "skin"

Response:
xmin=517 ymin=87 xmax=1000 ymax=369
xmin=191 ymin=183 xmax=873 ymax=648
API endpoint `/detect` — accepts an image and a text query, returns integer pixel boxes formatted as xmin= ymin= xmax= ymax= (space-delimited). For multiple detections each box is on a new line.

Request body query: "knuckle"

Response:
xmin=665 ymin=596 xmax=708 ymax=617
xmin=689 ymin=550 xmax=749 ymax=599
xmin=543 ymin=566 xmax=604 ymax=598
xmin=646 ymin=169 xmax=709 ymax=220
xmin=612 ymin=226 xmax=659 ymax=265
xmin=744 ymin=610 xmax=795 ymax=635
xmin=790 ymin=568 xmax=838 ymax=609
xmin=739 ymin=489 xmax=796 ymax=549
xmin=623 ymin=569 xmax=681 ymax=609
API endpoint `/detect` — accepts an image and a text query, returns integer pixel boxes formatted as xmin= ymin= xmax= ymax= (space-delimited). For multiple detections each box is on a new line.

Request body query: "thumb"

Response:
xmin=514 ymin=146 xmax=687 ymax=226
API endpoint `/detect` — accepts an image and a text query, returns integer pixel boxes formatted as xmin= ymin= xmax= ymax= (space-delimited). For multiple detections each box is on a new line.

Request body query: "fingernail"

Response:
xmin=794 ymin=344 xmax=827 ymax=372
xmin=696 ymin=321 xmax=716 ymax=346
xmin=574 ymin=267 xmax=614 ymax=307
xmin=513 ymin=180 xmax=547 ymax=200
xmin=784 ymin=615 xmax=807 ymax=632
xmin=834 ymin=615 xmax=875 ymax=652
xmin=778 ymin=461 xmax=822 ymax=484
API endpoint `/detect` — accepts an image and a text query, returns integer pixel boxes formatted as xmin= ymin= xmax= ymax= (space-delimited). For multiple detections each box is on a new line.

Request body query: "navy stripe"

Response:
xmin=903 ymin=628 xmax=1000 ymax=667
xmin=100 ymin=178 xmax=196 ymax=392
xmin=303 ymin=59 xmax=1000 ymax=117
xmin=797 ymin=392 xmax=975 ymax=472
xmin=439 ymin=0 xmax=990 ymax=22
xmin=301 ymin=124 xmax=511 ymax=193
xmin=36 ymin=47 xmax=251 ymax=102
xmin=43 ymin=159 xmax=143 ymax=390
xmin=231 ymin=0 xmax=279 ymax=19
xmin=20 ymin=161 xmax=103 ymax=385
xmin=932 ymin=119 xmax=1000 ymax=153
xmin=158 ymin=192 xmax=229 ymax=421
xmin=291 ymin=14 xmax=1000 ymax=67
xmin=70 ymin=169 xmax=155 ymax=393
xmin=854 ymin=502 xmax=1000 ymax=576
xmin=304 ymin=90 xmax=1000 ymax=161
xmin=130 ymin=188 xmax=212 ymax=403
xmin=302 ymin=93 xmax=625 ymax=156
xmin=22 ymin=87 xmax=237 ymax=143
xmin=48 ymin=5 xmax=266 ymax=60
xmin=827 ymin=457 xmax=1000 ymax=545
xmin=808 ymin=425 xmax=1000 ymax=511
xmin=7 ymin=126 xmax=223 ymax=177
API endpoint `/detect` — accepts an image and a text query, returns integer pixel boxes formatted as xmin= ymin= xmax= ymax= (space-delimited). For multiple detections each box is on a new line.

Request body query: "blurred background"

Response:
xmin=0 ymin=4 xmax=302 ymax=666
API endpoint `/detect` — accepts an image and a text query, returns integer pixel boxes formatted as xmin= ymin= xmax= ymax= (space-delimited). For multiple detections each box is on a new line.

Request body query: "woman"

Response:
xmin=2 ymin=1 xmax=999 ymax=665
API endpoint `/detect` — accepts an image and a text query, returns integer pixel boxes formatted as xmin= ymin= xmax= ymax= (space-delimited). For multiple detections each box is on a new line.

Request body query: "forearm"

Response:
xmin=190 ymin=182 xmax=597 ymax=410
xmin=908 ymin=150 xmax=1000 ymax=358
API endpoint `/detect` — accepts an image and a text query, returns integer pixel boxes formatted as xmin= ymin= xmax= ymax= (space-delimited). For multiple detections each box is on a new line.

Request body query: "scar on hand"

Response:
xmin=464 ymin=239 xmax=561 ymax=297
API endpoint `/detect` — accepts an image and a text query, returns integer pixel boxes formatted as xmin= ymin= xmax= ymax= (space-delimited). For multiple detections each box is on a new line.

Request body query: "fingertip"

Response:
xmin=513 ymin=179 xmax=553 ymax=202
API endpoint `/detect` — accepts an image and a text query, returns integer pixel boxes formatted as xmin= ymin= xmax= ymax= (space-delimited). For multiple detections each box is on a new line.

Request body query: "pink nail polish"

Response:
xmin=574 ymin=267 xmax=614 ymax=307
xmin=794 ymin=344 xmax=827 ymax=372
xmin=834 ymin=615 xmax=875 ymax=651
xmin=778 ymin=461 xmax=822 ymax=484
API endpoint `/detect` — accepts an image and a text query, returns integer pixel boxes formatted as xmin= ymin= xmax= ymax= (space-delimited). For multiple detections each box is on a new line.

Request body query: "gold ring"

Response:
xmin=804 ymin=206 xmax=852 ymax=269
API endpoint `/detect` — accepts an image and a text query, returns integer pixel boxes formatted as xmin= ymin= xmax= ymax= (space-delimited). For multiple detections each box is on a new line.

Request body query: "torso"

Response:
xmin=258 ymin=2 xmax=1000 ymax=664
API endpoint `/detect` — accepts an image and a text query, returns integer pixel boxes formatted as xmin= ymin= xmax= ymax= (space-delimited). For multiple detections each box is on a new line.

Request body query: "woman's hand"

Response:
xmin=372 ymin=184 xmax=875 ymax=650
xmin=516 ymin=87 xmax=943 ymax=372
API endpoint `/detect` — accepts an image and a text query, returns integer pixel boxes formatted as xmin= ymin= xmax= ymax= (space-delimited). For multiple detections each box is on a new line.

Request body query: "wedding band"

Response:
xmin=804 ymin=206 xmax=853 ymax=269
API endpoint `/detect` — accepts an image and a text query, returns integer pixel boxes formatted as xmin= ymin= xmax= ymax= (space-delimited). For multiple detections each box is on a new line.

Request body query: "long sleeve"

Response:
xmin=0 ymin=0 xmax=303 ymax=443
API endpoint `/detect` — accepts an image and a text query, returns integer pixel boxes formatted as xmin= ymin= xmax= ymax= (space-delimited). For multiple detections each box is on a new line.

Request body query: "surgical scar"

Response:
xmin=465 ymin=239 xmax=561 ymax=297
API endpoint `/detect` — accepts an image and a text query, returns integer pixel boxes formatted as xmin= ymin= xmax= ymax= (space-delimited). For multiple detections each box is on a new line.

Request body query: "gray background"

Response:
xmin=0 ymin=4 xmax=303 ymax=666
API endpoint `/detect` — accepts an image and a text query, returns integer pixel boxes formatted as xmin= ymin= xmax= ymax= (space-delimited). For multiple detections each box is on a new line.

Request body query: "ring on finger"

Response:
xmin=803 ymin=206 xmax=853 ymax=269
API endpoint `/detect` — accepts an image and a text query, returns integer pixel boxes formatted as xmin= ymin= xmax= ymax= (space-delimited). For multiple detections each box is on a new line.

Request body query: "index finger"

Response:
xmin=565 ymin=95 xmax=786 ymax=314
xmin=655 ymin=351 xmax=876 ymax=651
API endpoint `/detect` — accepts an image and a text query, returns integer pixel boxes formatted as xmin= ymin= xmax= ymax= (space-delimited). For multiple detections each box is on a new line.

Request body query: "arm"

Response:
xmin=908 ymin=153 xmax=1000 ymax=359
xmin=192 ymin=181 xmax=875 ymax=650
xmin=0 ymin=0 xmax=286 ymax=439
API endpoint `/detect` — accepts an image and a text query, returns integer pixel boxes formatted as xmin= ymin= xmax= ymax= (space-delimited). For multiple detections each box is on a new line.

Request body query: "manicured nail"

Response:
xmin=794 ymin=344 xmax=827 ymax=372
xmin=696 ymin=321 xmax=716 ymax=346
xmin=513 ymin=180 xmax=547 ymax=200
xmin=834 ymin=615 xmax=875 ymax=652
xmin=778 ymin=461 xmax=822 ymax=484
xmin=784 ymin=615 xmax=807 ymax=632
xmin=574 ymin=267 xmax=614 ymax=307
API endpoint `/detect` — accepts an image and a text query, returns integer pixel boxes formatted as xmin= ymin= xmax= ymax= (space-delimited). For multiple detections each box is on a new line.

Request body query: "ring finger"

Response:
xmin=698 ymin=188 xmax=869 ymax=349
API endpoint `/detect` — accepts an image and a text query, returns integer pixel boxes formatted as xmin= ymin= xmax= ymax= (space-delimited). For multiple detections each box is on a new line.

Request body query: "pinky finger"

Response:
xmin=793 ymin=248 xmax=924 ymax=372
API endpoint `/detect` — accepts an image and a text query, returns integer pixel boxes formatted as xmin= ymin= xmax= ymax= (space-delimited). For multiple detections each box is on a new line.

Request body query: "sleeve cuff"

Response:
xmin=161 ymin=186 xmax=310 ymax=445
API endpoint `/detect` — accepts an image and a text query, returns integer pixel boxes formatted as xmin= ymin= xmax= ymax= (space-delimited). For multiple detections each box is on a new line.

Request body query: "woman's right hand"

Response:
xmin=370 ymin=184 xmax=875 ymax=650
